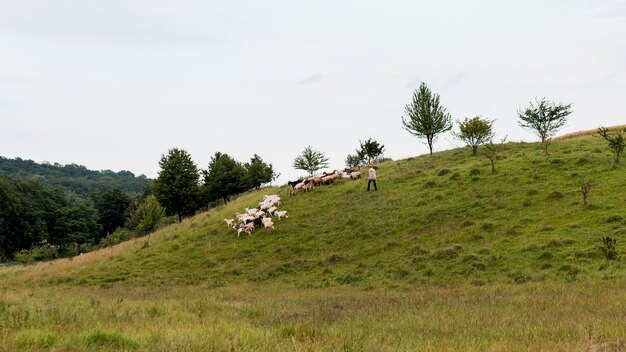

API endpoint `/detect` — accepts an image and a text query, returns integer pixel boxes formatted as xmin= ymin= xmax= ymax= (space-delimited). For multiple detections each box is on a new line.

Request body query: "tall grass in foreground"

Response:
xmin=0 ymin=282 xmax=625 ymax=351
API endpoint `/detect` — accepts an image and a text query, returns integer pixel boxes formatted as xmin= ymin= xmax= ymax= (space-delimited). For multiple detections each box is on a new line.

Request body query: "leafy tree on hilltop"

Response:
xmin=244 ymin=154 xmax=277 ymax=189
xmin=154 ymin=148 xmax=200 ymax=222
xmin=203 ymin=152 xmax=248 ymax=204
xmin=517 ymin=98 xmax=572 ymax=155
xmin=402 ymin=82 xmax=453 ymax=155
xmin=454 ymin=116 xmax=494 ymax=155
xmin=597 ymin=126 xmax=626 ymax=165
xmin=358 ymin=137 xmax=385 ymax=164
xmin=293 ymin=146 xmax=329 ymax=176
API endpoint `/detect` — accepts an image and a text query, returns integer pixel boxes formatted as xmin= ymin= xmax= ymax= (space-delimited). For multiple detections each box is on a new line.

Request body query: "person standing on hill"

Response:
xmin=367 ymin=165 xmax=377 ymax=191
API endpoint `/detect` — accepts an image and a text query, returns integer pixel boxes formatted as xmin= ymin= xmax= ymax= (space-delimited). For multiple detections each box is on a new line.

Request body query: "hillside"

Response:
xmin=0 ymin=156 xmax=151 ymax=196
xmin=5 ymin=133 xmax=625 ymax=289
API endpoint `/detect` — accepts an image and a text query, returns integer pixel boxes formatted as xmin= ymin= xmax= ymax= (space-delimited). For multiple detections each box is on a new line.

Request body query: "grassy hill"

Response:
xmin=11 ymin=133 xmax=624 ymax=288
xmin=1 ymin=133 xmax=625 ymax=351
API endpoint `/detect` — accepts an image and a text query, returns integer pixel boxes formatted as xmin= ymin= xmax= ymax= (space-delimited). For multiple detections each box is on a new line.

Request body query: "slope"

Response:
xmin=4 ymin=134 xmax=626 ymax=289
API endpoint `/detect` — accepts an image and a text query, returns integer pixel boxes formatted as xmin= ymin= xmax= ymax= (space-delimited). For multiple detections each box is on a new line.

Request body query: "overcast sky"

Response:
xmin=1 ymin=0 xmax=625 ymax=183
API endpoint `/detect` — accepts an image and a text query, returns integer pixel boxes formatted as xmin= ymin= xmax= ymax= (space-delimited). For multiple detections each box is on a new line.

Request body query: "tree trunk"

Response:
xmin=472 ymin=145 xmax=478 ymax=155
xmin=490 ymin=158 xmax=495 ymax=174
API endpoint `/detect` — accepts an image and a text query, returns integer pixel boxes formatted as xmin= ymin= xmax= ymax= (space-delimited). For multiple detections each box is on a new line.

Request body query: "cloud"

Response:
xmin=297 ymin=74 xmax=326 ymax=85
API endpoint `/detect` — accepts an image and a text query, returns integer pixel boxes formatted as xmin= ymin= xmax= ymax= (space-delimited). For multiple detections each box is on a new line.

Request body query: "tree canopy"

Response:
xmin=518 ymin=98 xmax=572 ymax=155
xmin=244 ymin=154 xmax=277 ymax=189
xmin=293 ymin=146 xmax=329 ymax=176
xmin=153 ymin=148 xmax=200 ymax=222
xmin=203 ymin=152 xmax=248 ymax=203
xmin=454 ymin=116 xmax=494 ymax=155
xmin=401 ymin=82 xmax=453 ymax=155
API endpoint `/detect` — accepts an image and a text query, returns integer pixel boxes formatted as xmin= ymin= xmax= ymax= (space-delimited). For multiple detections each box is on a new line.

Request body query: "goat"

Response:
xmin=262 ymin=217 xmax=275 ymax=232
xmin=267 ymin=206 xmax=278 ymax=215
xmin=224 ymin=218 xmax=236 ymax=229
xmin=302 ymin=181 xmax=314 ymax=192
xmin=288 ymin=180 xmax=302 ymax=188
xmin=275 ymin=210 xmax=289 ymax=219
xmin=237 ymin=222 xmax=254 ymax=238
xmin=350 ymin=171 xmax=361 ymax=180
xmin=288 ymin=187 xmax=297 ymax=197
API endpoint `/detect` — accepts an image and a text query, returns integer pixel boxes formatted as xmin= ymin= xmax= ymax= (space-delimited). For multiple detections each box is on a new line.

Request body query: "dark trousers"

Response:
xmin=368 ymin=179 xmax=377 ymax=191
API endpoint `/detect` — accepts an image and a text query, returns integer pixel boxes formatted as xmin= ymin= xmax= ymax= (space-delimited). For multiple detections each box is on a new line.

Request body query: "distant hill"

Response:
xmin=0 ymin=156 xmax=151 ymax=196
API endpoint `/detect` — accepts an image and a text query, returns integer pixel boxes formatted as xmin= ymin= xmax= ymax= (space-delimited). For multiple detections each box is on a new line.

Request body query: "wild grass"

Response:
xmin=2 ymin=133 xmax=626 ymax=350
xmin=0 ymin=282 xmax=625 ymax=351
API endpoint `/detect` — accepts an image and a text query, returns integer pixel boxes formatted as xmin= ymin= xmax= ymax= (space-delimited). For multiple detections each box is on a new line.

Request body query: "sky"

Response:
xmin=1 ymin=0 xmax=625 ymax=184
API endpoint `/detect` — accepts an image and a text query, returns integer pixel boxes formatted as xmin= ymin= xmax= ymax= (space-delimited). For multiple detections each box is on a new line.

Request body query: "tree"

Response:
xmin=517 ymin=98 xmax=572 ymax=155
xmin=244 ymin=154 xmax=277 ymax=189
xmin=482 ymin=136 xmax=507 ymax=174
xmin=293 ymin=146 xmax=329 ymax=176
xmin=357 ymin=137 xmax=385 ymax=164
xmin=91 ymin=189 xmax=131 ymax=236
xmin=345 ymin=153 xmax=365 ymax=168
xmin=401 ymin=82 xmax=453 ymax=155
xmin=203 ymin=152 xmax=248 ymax=203
xmin=454 ymin=116 xmax=494 ymax=155
xmin=597 ymin=127 xmax=626 ymax=165
xmin=153 ymin=148 xmax=200 ymax=222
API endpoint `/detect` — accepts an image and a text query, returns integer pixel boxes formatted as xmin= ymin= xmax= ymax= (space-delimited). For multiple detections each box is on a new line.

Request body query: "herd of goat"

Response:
xmin=223 ymin=167 xmax=363 ymax=238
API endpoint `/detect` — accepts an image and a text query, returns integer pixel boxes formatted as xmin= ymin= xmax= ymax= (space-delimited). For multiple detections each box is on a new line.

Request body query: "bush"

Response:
xmin=599 ymin=236 xmax=619 ymax=260
xmin=99 ymin=228 xmax=136 ymax=248
xmin=14 ymin=242 xmax=59 ymax=265
xmin=547 ymin=190 xmax=563 ymax=200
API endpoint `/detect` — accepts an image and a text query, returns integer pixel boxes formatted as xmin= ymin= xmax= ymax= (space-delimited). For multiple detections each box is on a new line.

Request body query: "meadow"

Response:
xmin=2 ymin=133 xmax=626 ymax=351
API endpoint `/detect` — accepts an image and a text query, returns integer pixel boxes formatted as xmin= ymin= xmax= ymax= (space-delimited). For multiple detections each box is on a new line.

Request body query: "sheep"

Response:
xmin=262 ymin=217 xmax=275 ymax=232
xmin=350 ymin=171 xmax=361 ymax=180
xmin=288 ymin=187 xmax=297 ymax=197
xmin=275 ymin=210 xmax=288 ymax=219
xmin=294 ymin=182 xmax=305 ymax=190
xmin=267 ymin=206 xmax=278 ymax=215
xmin=246 ymin=207 xmax=257 ymax=216
xmin=302 ymin=181 xmax=314 ymax=192
xmin=224 ymin=218 xmax=236 ymax=229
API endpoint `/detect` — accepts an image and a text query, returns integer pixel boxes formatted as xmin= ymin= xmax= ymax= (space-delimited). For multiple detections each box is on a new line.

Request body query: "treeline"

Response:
xmin=0 ymin=174 xmax=158 ymax=262
xmin=153 ymin=150 xmax=277 ymax=221
xmin=0 ymin=156 xmax=151 ymax=196
xmin=0 ymin=150 xmax=276 ymax=263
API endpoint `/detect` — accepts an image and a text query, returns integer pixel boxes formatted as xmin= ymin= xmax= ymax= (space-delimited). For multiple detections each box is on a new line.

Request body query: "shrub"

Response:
xmin=437 ymin=169 xmax=451 ymax=176
xmin=469 ymin=168 xmax=481 ymax=176
xmin=547 ymin=190 xmax=563 ymax=200
xmin=99 ymin=228 xmax=136 ymax=248
xmin=14 ymin=242 xmax=59 ymax=265
xmin=80 ymin=329 xmax=138 ymax=349
xmin=599 ymin=236 xmax=619 ymax=260
xmin=606 ymin=215 xmax=624 ymax=223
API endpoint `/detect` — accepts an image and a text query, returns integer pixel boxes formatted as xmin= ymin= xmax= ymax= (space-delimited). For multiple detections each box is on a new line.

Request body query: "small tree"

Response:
xmin=580 ymin=181 xmax=593 ymax=206
xmin=153 ymin=148 xmax=200 ymax=222
xmin=293 ymin=146 xmax=329 ymax=176
xmin=357 ymin=137 xmax=385 ymax=164
xmin=482 ymin=136 xmax=507 ymax=174
xmin=345 ymin=153 xmax=365 ymax=168
xmin=401 ymin=82 xmax=453 ymax=155
xmin=597 ymin=127 xmax=626 ymax=165
xmin=517 ymin=98 xmax=572 ymax=155
xmin=454 ymin=116 xmax=494 ymax=155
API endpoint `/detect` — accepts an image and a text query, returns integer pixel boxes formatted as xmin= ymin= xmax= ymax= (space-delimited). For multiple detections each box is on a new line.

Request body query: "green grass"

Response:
xmin=26 ymin=135 xmax=624 ymax=288
xmin=1 ymin=134 xmax=626 ymax=350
